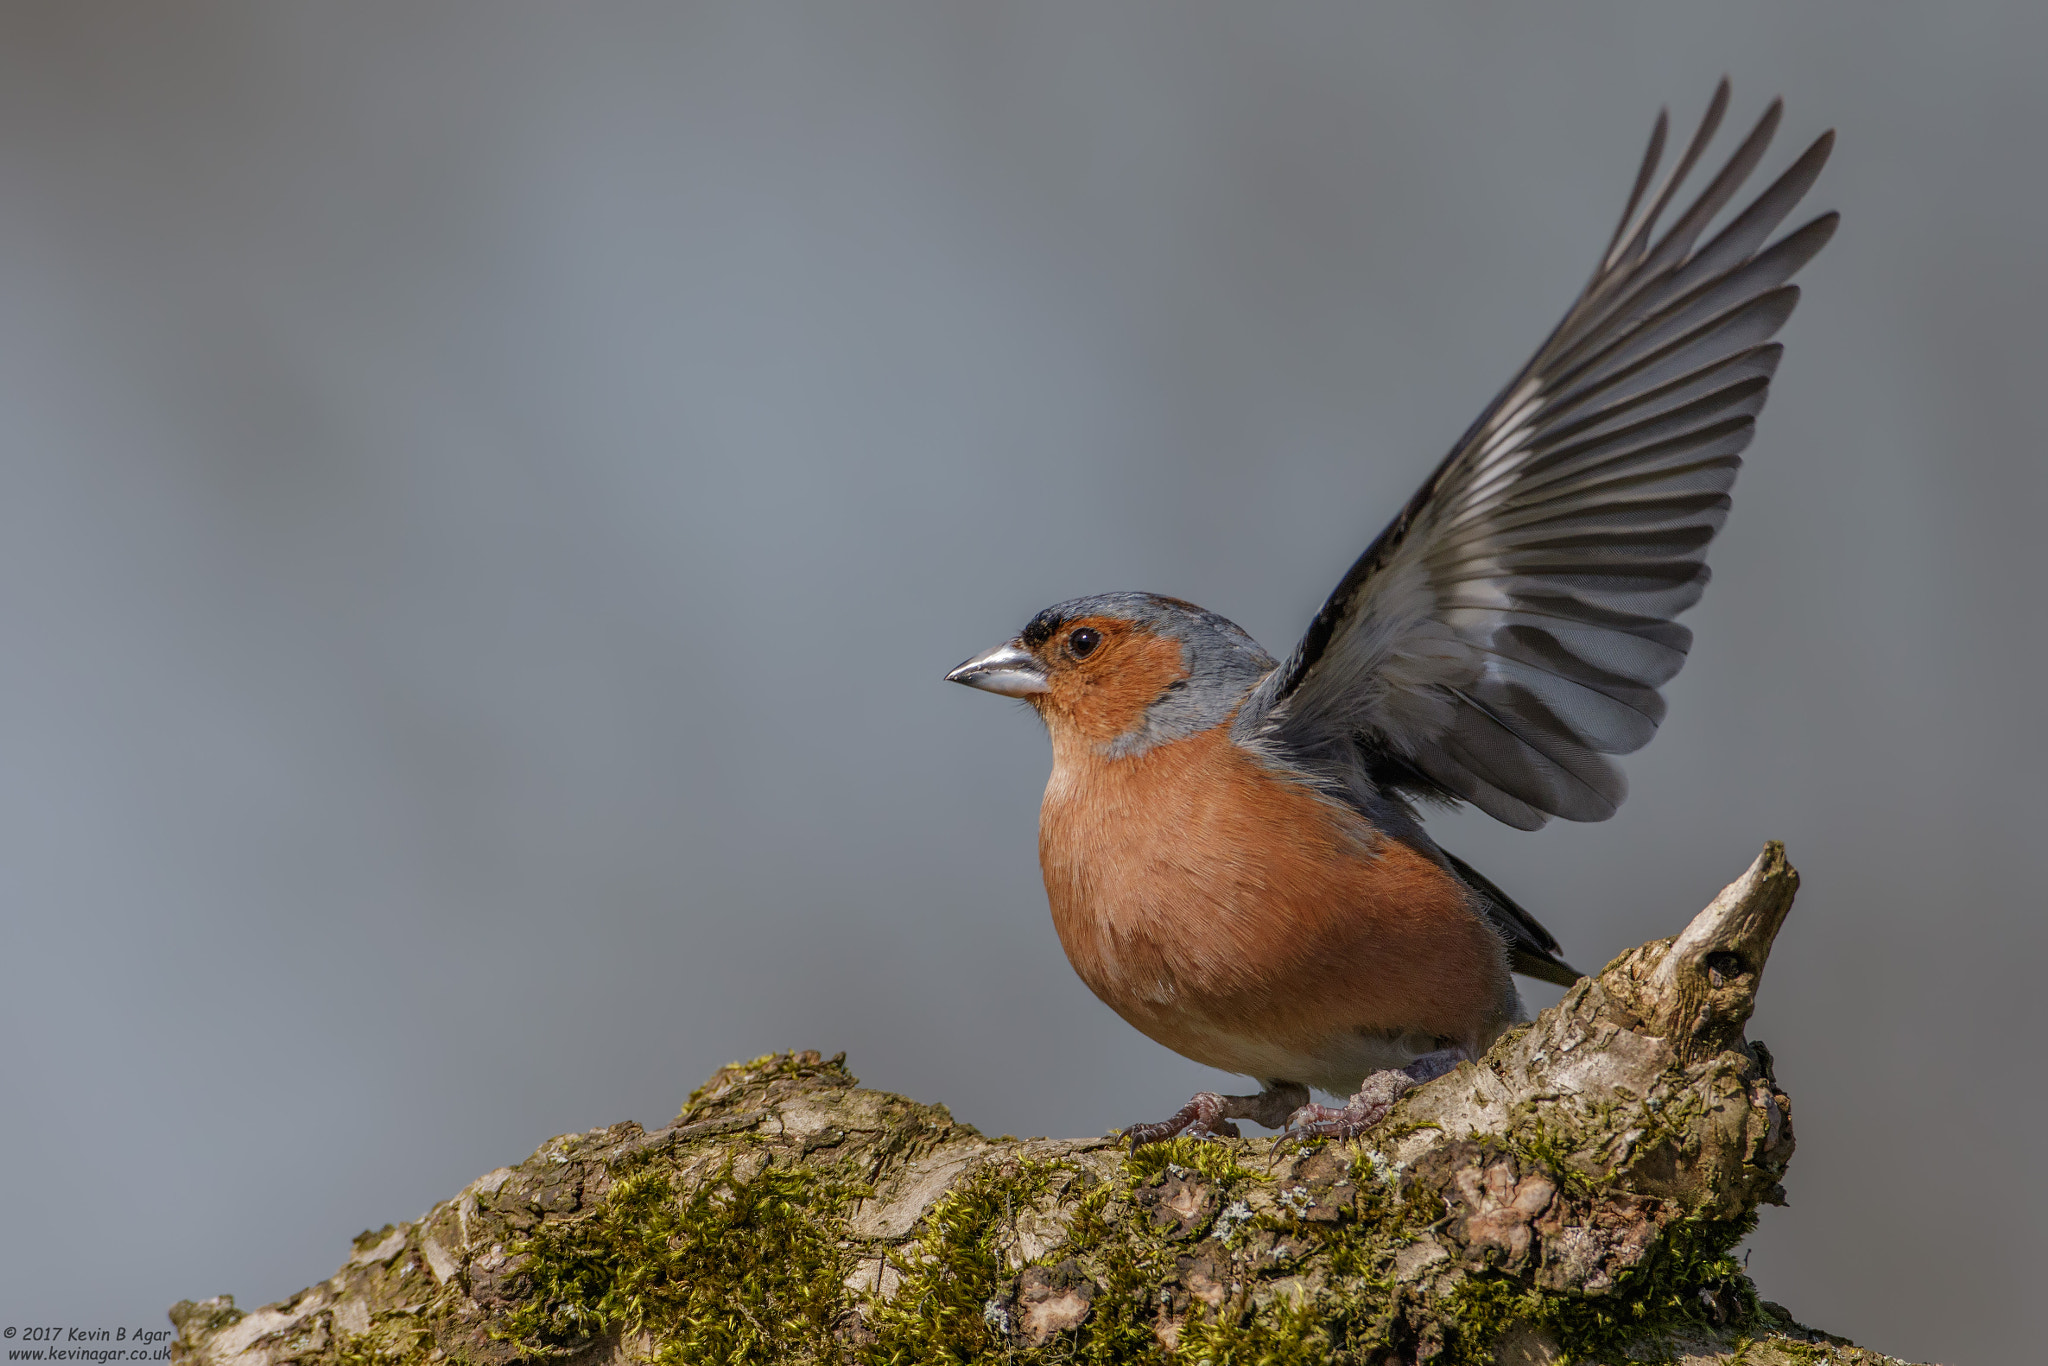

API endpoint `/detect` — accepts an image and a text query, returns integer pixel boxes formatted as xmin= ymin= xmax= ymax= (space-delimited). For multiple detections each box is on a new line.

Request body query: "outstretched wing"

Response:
xmin=1238 ymin=83 xmax=1836 ymax=830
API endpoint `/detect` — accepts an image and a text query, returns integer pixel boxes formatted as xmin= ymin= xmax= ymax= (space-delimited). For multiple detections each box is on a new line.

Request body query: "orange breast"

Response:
xmin=1038 ymin=722 xmax=1515 ymax=1086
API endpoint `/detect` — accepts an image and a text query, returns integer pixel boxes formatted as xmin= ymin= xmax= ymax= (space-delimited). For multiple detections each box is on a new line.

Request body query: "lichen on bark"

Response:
xmin=169 ymin=844 xmax=1929 ymax=1365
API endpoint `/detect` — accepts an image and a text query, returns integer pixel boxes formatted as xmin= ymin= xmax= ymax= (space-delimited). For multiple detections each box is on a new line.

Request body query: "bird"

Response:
xmin=945 ymin=82 xmax=1835 ymax=1144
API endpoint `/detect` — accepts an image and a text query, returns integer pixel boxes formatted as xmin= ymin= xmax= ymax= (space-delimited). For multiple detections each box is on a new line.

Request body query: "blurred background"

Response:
xmin=0 ymin=4 xmax=2039 ymax=1361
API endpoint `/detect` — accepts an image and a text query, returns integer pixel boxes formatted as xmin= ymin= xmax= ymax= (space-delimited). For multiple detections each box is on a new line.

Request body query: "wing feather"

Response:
xmin=1237 ymin=84 xmax=1835 ymax=829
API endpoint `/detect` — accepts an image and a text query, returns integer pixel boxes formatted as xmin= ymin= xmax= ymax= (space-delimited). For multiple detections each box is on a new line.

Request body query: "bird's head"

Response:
xmin=945 ymin=592 xmax=1276 ymax=758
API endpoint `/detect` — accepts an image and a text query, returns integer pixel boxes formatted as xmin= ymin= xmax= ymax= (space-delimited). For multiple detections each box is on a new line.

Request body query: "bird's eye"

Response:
xmin=1067 ymin=627 xmax=1102 ymax=659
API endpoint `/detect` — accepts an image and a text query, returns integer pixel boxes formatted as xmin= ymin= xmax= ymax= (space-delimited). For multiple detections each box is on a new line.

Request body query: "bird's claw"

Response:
xmin=1120 ymin=1082 xmax=1311 ymax=1148
xmin=1121 ymin=1093 xmax=1242 ymax=1148
xmin=1277 ymin=1058 xmax=1451 ymax=1143
xmin=1121 ymin=1115 xmax=1240 ymax=1147
xmin=1280 ymin=1097 xmax=1397 ymax=1143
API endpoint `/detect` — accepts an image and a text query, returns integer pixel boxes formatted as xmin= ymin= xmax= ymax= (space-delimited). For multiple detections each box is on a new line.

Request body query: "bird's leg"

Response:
xmin=1284 ymin=1048 xmax=1467 ymax=1141
xmin=1122 ymin=1081 xmax=1310 ymax=1147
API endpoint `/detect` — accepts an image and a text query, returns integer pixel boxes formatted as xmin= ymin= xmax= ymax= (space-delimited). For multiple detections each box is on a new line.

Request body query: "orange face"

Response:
xmin=946 ymin=614 xmax=1192 ymax=753
xmin=1023 ymin=616 xmax=1190 ymax=749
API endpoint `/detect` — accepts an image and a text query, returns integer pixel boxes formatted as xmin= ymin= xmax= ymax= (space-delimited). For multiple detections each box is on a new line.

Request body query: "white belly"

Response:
xmin=1176 ymin=989 xmax=1528 ymax=1095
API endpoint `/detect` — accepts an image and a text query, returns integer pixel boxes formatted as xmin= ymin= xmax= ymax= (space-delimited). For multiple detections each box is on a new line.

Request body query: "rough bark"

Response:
xmin=168 ymin=843 xmax=1934 ymax=1365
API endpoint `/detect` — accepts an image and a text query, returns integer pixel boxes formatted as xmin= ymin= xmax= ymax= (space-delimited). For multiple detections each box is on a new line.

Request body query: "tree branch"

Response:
xmin=168 ymin=844 xmax=1924 ymax=1366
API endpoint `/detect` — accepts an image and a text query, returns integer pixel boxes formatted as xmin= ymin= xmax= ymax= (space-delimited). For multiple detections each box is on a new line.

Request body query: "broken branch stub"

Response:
xmin=167 ymin=843 xmax=1928 ymax=1366
xmin=1385 ymin=842 xmax=1802 ymax=1224
xmin=1610 ymin=840 xmax=1801 ymax=1066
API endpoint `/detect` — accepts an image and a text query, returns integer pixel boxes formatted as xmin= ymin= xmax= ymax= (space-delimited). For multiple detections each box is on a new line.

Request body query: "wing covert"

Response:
xmin=1237 ymin=83 xmax=1835 ymax=830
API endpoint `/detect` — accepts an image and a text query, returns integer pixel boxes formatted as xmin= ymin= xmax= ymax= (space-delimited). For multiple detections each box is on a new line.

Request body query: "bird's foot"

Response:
xmin=1122 ymin=1093 xmax=1240 ymax=1146
xmin=1283 ymin=1049 xmax=1467 ymax=1142
xmin=1121 ymin=1082 xmax=1309 ymax=1148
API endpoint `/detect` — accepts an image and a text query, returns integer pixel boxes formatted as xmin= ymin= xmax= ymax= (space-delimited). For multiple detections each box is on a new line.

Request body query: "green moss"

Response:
xmin=330 ymin=1320 xmax=434 ymax=1366
xmin=1444 ymin=1276 xmax=1541 ymax=1366
xmin=1068 ymin=1141 xmax=1407 ymax=1366
xmin=1172 ymin=1291 xmax=1330 ymax=1365
xmin=1508 ymin=1117 xmax=1596 ymax=1197
xmin=1123 ymin=1136 xmax=1268 ymax=1188
xmin=861 ymin=1139 xmax=1293 ymax=1365
xmin=456 ymin=1113 xmax=1768 ymax=1366
xmin=1059 ymin=1175 xmax=1172 ymax=1366
xmin=682 ymin=1049 xmax=857 ymax=1114
xmin=860 ymin=1157 xmax=1072 ymax=1365
xmin=1445 ymin=1211 xmax=1760 ymax=1365
xmin=204 ymin=1151 xmax=1782 ymax=1366
xmin=500 ymin=1154 xmax=865 ymax=1365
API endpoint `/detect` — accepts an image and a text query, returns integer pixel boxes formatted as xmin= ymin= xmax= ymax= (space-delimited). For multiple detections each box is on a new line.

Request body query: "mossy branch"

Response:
xmin=168 ymin=845 xmax=1926 ymax=1366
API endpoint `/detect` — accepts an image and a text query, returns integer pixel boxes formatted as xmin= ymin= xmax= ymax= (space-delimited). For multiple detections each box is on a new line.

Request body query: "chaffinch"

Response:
xmin=947 ymin=83 xmax=1834 ymax=1142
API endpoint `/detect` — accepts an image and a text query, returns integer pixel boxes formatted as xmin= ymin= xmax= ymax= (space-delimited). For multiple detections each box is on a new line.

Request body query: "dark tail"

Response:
xmin=1441 ymin=849 xmax=1584 ymax=988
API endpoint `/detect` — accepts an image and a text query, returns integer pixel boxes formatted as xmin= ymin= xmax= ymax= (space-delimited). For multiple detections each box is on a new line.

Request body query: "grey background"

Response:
xmin=0 ymin=4 xmax=2038 ymax=1362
